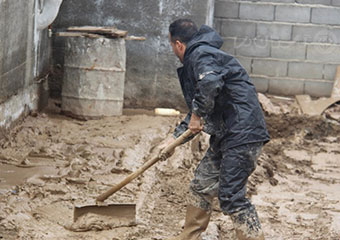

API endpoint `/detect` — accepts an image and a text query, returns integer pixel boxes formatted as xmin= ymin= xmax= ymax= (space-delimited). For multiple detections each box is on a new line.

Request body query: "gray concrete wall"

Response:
xmin=52 ymin=0 xmax=214 ymax=110
xmin=0 ymin=0 xmax=50 ymax=129
xmin=215 ymin=0 xmax=340 ymax=97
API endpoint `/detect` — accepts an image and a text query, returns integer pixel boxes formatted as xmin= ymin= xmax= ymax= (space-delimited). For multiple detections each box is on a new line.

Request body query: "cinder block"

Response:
xmin=312 ymin=7 xmax=340 ymax=25
xmin=221 ymin=37 xmax=236 ymax=55
xmin=271 ymin=41 xmax=306 ymax=60
xmin=328 ymin=27 xmax=340 ymax=44
xmin=333 ymin=0 xmax=340 ymax=7
xmin=239 ymin=3 xmax=274 ymax=21
xmin=268 ymin=78 xmax=305 ymax=96
xmin=215 ymin=1 xmax=239 ymax=18
xmin=296 ymin=0 xmax=331 ymax=5
xmin=235 ymin=56 xmax=252 ymax=73
xmin=323 ymin=64 xmax=338 ymax=80
xmin=257 ymin=22 xmax=292 ymax=41
xmin=307 ymin=44 xmax=340 ymax=62
xmin=235 ymin=38 xmax=271 ymax=58
xmin=275 ymin=5 xmax=311 ymax=23
xmin=304 ymin=80 xmax=333 ymax=97
xmin=288 ymin=62 xmax=323 ymax=79
xmin=253 ymin=59 xmax=288 ymax=77
xmin=250 ymin=76 xmax=269 ymax=93
xmin=220 ymin=20 xmax=256 ymax=38
xmin=292 ymin=25 xmax=328 ymax=43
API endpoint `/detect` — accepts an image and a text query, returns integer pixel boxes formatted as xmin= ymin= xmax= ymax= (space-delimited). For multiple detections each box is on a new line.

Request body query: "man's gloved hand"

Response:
xmin=157 ymin=135 xmax=176 ymax=161
xmin=189 ymin=113 xmax=203 ymax=134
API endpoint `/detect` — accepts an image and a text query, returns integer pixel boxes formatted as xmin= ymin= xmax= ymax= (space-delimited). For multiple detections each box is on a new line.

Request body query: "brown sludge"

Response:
xmin=0 ymin=98 xmax=340 ymax=239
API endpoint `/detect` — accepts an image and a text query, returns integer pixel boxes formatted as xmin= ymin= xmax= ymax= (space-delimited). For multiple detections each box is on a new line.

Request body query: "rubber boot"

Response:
xmin=168 ymin=204 xmax=211 ymax=240
xmin=231 ymin=207 xmax=265 ymax=240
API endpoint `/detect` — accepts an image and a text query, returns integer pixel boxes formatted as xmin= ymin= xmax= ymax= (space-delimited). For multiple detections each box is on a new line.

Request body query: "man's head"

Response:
xmin=169 ymin=19 xmax=198 ymax=63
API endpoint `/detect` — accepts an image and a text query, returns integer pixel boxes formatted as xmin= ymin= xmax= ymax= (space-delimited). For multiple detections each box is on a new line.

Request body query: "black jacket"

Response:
xmin=173 ymin=25 xmax=270 ymax=149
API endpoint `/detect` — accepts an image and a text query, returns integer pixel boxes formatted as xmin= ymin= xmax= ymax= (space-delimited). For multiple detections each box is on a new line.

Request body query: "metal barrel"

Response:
xmin=61 ymin=36 xmax=126 ymax=119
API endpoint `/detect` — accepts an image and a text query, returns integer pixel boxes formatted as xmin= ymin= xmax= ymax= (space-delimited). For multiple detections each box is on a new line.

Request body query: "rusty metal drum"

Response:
xmin=61 ymin=36 xmax=126 ymax=119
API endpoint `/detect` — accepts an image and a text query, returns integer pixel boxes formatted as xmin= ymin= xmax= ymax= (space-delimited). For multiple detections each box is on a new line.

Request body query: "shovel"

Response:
xmin=73 ymin=129 xmax=193 ymax=223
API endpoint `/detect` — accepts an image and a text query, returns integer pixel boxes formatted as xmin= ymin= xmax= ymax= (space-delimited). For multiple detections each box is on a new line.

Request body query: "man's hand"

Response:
xmin=157 ymin=135 xmax=176 ymax=160
xmin=189 ymin=113 xmax=203 ymax=134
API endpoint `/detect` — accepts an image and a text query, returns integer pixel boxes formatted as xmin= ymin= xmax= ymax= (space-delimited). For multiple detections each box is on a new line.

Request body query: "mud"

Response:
xmin=0 ymin=98 xmax=340 ymax=239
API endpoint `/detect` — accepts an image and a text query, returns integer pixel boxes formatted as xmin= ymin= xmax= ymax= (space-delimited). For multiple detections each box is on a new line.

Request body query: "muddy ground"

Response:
xmin=0 ymin=98 xmax=339 ymax=240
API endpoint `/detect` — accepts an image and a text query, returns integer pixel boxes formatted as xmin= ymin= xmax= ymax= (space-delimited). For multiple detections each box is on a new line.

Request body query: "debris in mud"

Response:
xmin=324 ymin=103 xmax=340 ymax=123
xmin=0 ymin=101 xmax=340 ymax=239
xmin=258 ymin=93 xmax=281 ymax=115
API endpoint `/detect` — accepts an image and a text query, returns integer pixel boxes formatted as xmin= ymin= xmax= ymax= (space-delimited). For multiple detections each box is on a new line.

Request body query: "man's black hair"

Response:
xmin=169 ymin=19 xmax=198 ymax=44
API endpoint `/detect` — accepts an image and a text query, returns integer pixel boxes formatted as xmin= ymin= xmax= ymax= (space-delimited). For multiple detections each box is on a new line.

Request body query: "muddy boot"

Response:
xmin=168 ymin=205 xmax=211 ymax=240
xmin=230 ymin=207 xmax=265 ymax=240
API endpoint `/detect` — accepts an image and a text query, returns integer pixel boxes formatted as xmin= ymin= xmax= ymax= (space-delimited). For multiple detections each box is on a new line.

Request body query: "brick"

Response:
xmin=268 ymin=78 xmax=305 ymax=96
xmin=333 ymin=0 xmax=340 ymax=7
xmin=288 ymin=62 xmax=323 ymax=79
xmin=235 ymin=56 xmax=252 ymax=73
xmin=257 ymin=22 xmax=292 ymax=41
xmin=250 ymin=76 xmax=269 ymax=93
xmin=292 ymin=25 xmax=328 ymax=43
xmin=221 ymin=37 xmax=236 ymax=55
xmin=323 ymin=64 xmax=338 ymax=80
xmin=271 ymin=42 xmax=306 ymax=60
xmin=235 ymin=38 xmax=271 ymax=57
xmin=215 ymin=1 xmax=239 ymax=18
xmin=239 ymin=3 xmax=274 ymax=21
xmin=307 ymin=44 xmax=340 ymax=62
xmin=220 ymin=20 xmax=256 ymax=38
xmin=304 ymin=80 xmax=333 ymax=97
xmin=296 ymin=0 xmax=331 ymax=5
xmin=312 ymin=7 xmax=340 ymax=25
xmin=253 ymin=59 xmax=288 ymax=77
xmin=275 ymin=5 xmax=311 ymax=23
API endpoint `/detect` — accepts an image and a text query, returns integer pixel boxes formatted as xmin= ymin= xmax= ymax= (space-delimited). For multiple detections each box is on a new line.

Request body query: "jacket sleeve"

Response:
xmin=191 ymin=52 xmax=225 ymax=118
xmin=173 ymin=111 xmax=191 ymax=138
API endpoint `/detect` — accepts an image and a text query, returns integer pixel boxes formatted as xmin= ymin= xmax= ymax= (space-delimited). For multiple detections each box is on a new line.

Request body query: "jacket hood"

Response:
xmin=184 ymin=25 xmax=223 ymax=59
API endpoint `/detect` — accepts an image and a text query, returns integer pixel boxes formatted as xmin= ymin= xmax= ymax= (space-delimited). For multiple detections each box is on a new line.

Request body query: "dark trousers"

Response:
xmin=188 ymin=136 xmax=263 ymax=215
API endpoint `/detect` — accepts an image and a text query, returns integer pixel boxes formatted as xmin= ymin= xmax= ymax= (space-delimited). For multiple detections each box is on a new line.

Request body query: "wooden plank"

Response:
xmin=125 ymin=36 xmax=146 ymax=41
xmin=67 ymin=26 xmax=127 ymax=38
xmin=55 ymin=32 xmax=102 ymax=38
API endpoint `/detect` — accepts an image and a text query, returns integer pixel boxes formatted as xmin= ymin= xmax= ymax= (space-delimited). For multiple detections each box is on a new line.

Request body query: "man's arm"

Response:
xmin=191 ymin=52 xmax=225 ymax=118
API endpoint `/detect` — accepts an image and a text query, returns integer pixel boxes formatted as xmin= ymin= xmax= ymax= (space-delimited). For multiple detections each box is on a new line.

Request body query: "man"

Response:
xmin=165 ymin=19 xmax=270 ymax=240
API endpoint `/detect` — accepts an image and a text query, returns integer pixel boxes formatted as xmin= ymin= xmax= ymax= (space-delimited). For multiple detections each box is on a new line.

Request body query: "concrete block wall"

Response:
xmin=215 ymin=0 xmax=340 ymax=97
xmin=0 ymin=0 xmax=50 ymax=130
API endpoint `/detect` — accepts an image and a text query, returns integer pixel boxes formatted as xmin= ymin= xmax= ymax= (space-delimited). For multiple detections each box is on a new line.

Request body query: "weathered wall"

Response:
xmin=0 ymin=0 xmax=50 ymax=130
xmin=52 ymin=0 xmax=214 ymax=110
xmin=215 ymin=0 xmax=340 ymax=97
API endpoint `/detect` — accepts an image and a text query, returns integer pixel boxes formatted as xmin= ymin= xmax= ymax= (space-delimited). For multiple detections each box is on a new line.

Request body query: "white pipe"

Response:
xmin=37 ymin=0 xmax=63 ymax=31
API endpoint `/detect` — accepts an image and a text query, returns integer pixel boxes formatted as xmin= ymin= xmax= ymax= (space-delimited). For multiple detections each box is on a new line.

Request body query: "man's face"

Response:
xmin=169 ymin=33 xmax=185 ymax=63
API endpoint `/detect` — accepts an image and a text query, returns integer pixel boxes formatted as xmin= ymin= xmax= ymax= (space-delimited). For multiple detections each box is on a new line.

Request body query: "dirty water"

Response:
xmin=0 ymin=99 xmax=340 ymax=239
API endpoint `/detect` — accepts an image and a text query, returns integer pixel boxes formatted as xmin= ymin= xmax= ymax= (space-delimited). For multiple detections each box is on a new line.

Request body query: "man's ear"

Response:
xmin=175 ymin=40 xmax=184 ymax=50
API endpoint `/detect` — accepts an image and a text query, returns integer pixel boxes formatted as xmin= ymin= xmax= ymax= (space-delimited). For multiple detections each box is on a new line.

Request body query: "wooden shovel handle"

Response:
xmin=96 ymin=129 xmax=193 ymax=202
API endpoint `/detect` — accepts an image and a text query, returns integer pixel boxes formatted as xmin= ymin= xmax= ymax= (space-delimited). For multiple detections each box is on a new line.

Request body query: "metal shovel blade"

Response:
xmin=73 ymin=203 xmax=136 ymax=223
